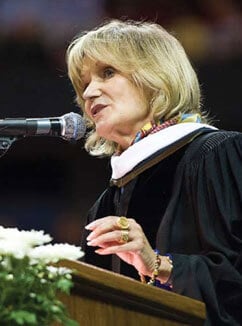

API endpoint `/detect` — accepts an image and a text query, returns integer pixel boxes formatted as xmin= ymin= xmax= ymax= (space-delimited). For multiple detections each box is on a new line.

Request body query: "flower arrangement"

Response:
xmin=0 ymin=226 xmax=84 ymax=326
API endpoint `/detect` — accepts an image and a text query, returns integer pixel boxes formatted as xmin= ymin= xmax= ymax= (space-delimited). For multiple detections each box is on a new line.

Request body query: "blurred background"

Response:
xmin=0 ymin=0 xmax=241 ymax=245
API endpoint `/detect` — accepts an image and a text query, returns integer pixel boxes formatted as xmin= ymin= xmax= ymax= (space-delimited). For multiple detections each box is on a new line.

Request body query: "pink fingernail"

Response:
xmin=85 ymin=221 xmax=96 ymax=230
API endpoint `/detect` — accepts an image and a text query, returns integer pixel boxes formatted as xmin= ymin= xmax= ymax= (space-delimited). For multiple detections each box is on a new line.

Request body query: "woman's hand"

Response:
xmin=85 ymin=216 xmax=171 ymax=282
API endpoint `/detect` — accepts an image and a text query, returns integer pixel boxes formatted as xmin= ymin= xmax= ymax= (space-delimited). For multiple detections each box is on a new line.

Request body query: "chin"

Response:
xmin=95 ymin=121 xmax=112 ymax=137
xmin=96 ymin=127 xmax=112 ymax=140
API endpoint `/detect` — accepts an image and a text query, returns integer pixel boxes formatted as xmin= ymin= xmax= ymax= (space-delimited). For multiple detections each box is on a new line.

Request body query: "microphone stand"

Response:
xmin=0 ymin=136 xmax=18 ymax=158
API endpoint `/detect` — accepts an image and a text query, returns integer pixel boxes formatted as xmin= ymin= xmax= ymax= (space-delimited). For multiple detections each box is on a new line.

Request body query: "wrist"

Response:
xmin=139 ymin=250 xmax=173 ymax=290
xmin=157 ymin=254 xmax=173 ymax=284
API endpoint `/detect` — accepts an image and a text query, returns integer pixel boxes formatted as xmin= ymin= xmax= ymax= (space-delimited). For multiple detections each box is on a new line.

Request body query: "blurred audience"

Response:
xmin=105 ymin=0 xmax=242 ymax=62
xmin=0 ymin=0 xmax=241 ymax=64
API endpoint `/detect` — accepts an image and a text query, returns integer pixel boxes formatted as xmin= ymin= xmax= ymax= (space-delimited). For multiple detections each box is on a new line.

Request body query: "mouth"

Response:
xmin=91 ymin=104 xmax=107 ymax=118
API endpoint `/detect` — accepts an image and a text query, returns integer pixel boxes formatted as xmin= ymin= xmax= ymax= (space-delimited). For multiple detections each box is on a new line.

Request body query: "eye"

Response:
xmin=103 ymin=67 xmax=115 ymax=79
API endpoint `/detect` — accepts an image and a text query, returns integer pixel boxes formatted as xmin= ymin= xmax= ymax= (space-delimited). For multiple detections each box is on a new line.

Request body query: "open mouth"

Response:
xmin=91 ymin=104 xmax=107 ymax=117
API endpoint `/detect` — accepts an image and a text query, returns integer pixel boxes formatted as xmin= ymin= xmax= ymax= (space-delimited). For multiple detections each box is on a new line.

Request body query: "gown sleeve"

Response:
xmin=169 ymin=131 xmax=242 ymax=325
xmin=80 ymin=186 xmax=117 ymax=270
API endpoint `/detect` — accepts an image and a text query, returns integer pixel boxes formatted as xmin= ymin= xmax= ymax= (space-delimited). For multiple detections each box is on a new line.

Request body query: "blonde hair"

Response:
xmin=67 ymin=19 xmax=207 ymax=157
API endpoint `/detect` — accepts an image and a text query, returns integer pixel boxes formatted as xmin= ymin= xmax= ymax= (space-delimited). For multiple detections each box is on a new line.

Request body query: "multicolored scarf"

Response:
xmin=131 ymin=113 xmax=201 ymax=145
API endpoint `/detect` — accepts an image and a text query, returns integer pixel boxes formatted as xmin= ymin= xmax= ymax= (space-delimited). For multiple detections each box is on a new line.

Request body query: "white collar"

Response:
xmin=111 ymin=123 xmax=217 ymax=180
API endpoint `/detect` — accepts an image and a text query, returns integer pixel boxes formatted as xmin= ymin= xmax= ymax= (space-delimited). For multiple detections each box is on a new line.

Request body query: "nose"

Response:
xmin=82 ymin=79 xmax=102 ymax=100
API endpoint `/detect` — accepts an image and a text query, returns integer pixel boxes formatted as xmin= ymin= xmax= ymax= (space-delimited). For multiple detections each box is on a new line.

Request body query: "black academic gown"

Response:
xmin=82 ymin=130 xmax=242 ymax=326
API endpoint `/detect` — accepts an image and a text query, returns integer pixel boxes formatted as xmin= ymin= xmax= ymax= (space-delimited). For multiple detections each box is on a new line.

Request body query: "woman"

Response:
xmin=67 ymin=20 xmax=242 ymax=325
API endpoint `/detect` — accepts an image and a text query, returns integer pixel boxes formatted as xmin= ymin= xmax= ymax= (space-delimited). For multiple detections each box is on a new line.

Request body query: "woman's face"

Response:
xmin=81 ymin=57 xmax=153 ymax=150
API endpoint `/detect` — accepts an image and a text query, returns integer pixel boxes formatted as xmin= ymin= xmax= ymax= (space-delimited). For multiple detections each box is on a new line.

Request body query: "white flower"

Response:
xmin=0 ymin=240 xmax=28 ymax=259
xmin=46 ymin=266 xmax=72 ymax=276
xmin=28 ymin=243 xmax=84 ymax=264
xmin=46 ymin=266 xmax=59 ymax=275
xmin=0 ymin=226 xmax=84 ymax=268
xmin=0 ymin=227 xmax=81 ymax=325
xmin=0 ymin=227 xmax=52 ymax=248
xmin=29 ymin=292 xmax=36 ymax=298
xmin=5 ymin=273 xmax=14 ymax=281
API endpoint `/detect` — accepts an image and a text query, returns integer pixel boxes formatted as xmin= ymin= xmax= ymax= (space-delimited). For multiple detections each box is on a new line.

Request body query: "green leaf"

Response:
xmin=56 ymin=279 xmax=73 ymax=293
xmin=64 ymin=319 xmax=79 ymax=326
xmin=9 ymin=310 xmax=37 ymax=325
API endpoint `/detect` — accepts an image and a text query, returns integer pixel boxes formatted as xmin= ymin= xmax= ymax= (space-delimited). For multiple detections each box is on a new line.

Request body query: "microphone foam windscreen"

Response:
xmin=62 ymin=112 xmax=86 ymax=140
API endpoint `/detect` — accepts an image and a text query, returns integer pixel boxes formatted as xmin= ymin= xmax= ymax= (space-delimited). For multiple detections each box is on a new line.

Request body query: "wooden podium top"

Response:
xmin=57 ymin=259 xmax=206 ymax=326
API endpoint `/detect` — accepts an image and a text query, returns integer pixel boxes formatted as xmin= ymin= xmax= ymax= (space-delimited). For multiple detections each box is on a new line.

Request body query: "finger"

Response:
xmin=86 ymin=224 xmax=115 ymax=241
xmin=87 ymin=230 xmax=131 ymax=247
xmin=85 ymin=216 xmax=117 ymax=231
xmin=95 ymin=241 xmax=140 ymax=255
xmin=96 ymin=235 xmax=144 ymax=255
xmin=86 ymin=216 xmax=133 ymax=241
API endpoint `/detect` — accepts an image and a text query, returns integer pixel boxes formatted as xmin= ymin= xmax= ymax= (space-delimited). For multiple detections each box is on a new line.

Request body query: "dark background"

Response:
xmin=0 ymin=0 xmax=241 ymax=245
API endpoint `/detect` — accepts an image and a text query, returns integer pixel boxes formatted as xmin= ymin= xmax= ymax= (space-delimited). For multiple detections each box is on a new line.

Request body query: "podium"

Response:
xmin=55 ymin=260 xmax=206 ymax=326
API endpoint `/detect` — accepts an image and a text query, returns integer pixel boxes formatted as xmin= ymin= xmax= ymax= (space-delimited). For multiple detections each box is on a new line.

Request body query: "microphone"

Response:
xmin=0 ymin=112 xmax=86 ymax=141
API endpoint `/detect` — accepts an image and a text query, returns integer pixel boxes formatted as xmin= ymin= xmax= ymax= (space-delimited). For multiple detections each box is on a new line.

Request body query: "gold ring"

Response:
xmin=116 ymin=216 xmax=130 ymax=230
xmin=119 ymin=230 xmax=129 ymax=244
